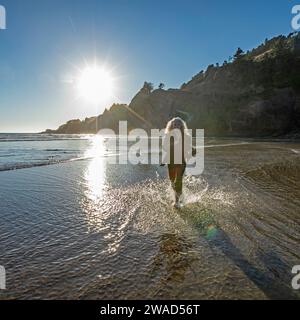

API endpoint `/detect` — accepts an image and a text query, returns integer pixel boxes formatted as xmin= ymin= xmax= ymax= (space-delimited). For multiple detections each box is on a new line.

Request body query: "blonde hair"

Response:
xmin=165 ymin=117 xmax=188 ymax=134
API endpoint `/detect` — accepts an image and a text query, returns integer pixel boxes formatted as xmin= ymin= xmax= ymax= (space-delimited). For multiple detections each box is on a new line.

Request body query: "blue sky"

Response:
xmin=0 ymin=0 xmax=297 ymax=132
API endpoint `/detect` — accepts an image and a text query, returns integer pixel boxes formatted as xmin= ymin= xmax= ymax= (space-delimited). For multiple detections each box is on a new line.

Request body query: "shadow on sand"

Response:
xmin=177 ymin=204 xmax=300 ymax=300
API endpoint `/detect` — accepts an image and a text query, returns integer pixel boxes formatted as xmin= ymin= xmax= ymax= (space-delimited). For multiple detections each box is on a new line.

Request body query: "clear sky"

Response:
xmin=0 ymin=0 xmax=297 ymax=132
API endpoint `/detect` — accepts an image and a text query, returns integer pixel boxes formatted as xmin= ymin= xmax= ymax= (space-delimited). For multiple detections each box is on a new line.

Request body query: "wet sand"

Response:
xmin=0 ymin=139 xmax=300 ymax=299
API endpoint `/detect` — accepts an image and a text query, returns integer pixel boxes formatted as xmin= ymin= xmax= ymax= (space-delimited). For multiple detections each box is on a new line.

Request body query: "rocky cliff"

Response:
xmin=43 ymin=33 xmax=300 ymax=137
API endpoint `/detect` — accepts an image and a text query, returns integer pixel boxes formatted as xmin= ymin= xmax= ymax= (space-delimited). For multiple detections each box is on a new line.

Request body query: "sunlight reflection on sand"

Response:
xmin=84 ymin=135 xmax=106 ymax=202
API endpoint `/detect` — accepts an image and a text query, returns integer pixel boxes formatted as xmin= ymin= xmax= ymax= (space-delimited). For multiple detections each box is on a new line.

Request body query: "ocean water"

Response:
xmin=0 ymin=133 xmax=93 ymax=171
xmin=0 ymin=133 xmax=299 ymax=299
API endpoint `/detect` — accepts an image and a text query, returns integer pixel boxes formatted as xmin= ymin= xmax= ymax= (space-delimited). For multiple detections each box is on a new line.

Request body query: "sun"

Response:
xmin=77 ymin=65 xmax=114 ymax=103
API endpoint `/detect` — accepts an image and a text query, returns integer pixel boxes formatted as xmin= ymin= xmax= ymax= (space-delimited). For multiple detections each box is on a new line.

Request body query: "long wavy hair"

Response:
xmin=165 ymin=117 xmax=188 ymax=135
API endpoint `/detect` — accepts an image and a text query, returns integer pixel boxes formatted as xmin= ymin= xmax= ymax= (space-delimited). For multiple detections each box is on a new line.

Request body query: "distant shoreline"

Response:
xmin=1 ymin=132 xmax=300 ymax=142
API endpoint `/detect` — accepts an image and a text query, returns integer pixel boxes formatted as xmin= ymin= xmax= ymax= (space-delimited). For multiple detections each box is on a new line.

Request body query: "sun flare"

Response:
xmin=77 ymin=65 xmax=114 ymax=103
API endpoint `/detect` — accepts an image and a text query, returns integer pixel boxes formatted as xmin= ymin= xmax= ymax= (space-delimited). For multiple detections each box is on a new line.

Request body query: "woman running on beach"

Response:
xmin=162 ymin=117 xmax=196 ymax=208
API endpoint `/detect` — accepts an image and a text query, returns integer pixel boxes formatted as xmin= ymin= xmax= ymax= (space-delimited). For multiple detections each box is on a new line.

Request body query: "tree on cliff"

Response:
xmin=158 ymin=83 xmax=165 ymax=90
xmin=142 ymin=81 xmax=154 ymax=94
xmin=234 ymin=47 xmax=244 ymax=61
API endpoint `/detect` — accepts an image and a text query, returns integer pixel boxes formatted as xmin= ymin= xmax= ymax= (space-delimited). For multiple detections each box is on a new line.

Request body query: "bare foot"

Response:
xmin=173 ymin=200 xmax=181 ymax=209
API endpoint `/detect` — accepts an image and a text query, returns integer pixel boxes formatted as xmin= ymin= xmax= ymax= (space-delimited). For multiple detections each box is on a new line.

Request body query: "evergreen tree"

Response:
xmin=234 ymin=47 xmax=244 ymax=60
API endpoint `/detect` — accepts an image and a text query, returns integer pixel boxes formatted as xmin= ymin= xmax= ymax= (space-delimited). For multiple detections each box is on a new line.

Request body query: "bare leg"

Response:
xmin=168 ymin=165 xmax=177 ymax=192
xmin=168 ymin=165 xmax=186 ymax=206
